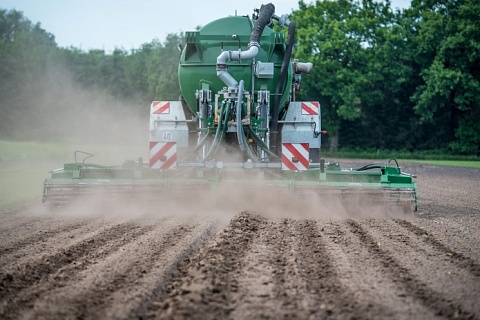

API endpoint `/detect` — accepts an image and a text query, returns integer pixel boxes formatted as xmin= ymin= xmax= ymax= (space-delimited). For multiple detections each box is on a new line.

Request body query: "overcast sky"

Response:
xmin=0 ymin=0 xmax=412 ymax=52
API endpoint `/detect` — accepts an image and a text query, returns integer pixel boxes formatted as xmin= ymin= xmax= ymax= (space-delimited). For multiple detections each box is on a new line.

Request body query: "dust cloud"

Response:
xmin=191 ymin=147 xmax=412 ymax=220
xmin=216 ymin=180 xmax=411 ymax=220
xmin=8 ymin=62 xmax=149 ymax=164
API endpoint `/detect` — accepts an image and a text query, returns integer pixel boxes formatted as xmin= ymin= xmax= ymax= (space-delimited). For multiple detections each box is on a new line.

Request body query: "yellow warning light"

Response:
xmin=248 ymin=138 xmax=254 ymax=143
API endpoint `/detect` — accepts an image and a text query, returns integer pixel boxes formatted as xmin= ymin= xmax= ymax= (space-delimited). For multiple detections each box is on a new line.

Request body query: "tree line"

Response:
xmin=0 ymin=0 xmax=478 ymax=155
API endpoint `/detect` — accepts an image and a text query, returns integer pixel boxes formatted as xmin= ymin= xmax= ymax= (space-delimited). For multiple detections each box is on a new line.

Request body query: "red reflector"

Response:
xmin=321 ymin=130 xmax=327 ymax=135
xmin=292 ymin=157 xmax=299 ymax=163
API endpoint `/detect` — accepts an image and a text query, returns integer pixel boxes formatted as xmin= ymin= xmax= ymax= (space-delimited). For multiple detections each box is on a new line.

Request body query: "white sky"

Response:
xmin=0 ymin=0 xmax=412 ymax=52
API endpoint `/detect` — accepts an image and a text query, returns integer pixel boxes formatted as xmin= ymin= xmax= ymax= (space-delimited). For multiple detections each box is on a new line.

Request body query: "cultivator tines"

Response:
xmin=43 ymin=158 xmax=417 ymax=215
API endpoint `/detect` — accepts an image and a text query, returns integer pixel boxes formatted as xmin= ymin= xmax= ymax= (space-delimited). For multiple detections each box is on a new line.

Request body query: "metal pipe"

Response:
xmin=217 ymin=47 xmax=259 ymax=88
xmin=216 ymin=3 xmax=275 ymax=88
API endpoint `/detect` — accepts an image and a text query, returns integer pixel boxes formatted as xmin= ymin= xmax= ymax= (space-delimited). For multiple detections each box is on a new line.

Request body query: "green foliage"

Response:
xmin=0 ymin=9 xmax=59 ymax=140
xmin=407 ymin=0 xmax=480 ymax=154
xmin=293 ymin=0 xmax=367 ymax=133
xmin=59 ymin=36 xmax=182 ymax=108
xmin=449 ymin=114 xmax=480 ymax=154
xmin=292 ymin=0 xmax=421 ymax=150
xmin=290 ymin=0 xmax=478 ymax=155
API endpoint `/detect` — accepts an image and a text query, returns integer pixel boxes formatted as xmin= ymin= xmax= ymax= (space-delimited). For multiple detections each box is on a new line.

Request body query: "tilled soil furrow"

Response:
xmin=0 ymin=222 xmax=151 ymax=318
xmin=0 ymin=215 xmax=68 ymax=246
xmin=155 ymin=212 xmax=263 ymax=319
xmin=0 ymin=211 xmax=47 ymax=230
xmin=395 ymin=219 xmax=480 ymax=278
xmin=22 ymin=218 xmax=219 ymax=320
xmin=81 ymin=224 xmax=205 ymax=319
xmin=270 ymin=220 xmax=306 ymax=316
xmin=227 ymin=218 xmax=306 ymax=319
xmin=320 ymin=221 xmax=437 ymax=319
xmin=363 ymin=218 xmax=480 ymax=317
xmin=0 ymin=218 xmax=125 ymax=269
xmin=0 ymin=221 xmax=86 ymax=258
xmin=105 ymin=220 xmax=219 ymax=320
xmin=411 ymin=211 xmax=480 ymax=264
xmin=347 ymin=219 xmax=475 ymax=319
xmin=293 ymin=220 xmax=390 ymax=320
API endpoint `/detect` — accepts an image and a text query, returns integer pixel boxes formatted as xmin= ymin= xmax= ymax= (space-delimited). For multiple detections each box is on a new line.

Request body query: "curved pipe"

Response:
xmin=217 ymin=47 xmax=259 ymax=88
xmin=216 ymin=3 xmax=275 ymax=88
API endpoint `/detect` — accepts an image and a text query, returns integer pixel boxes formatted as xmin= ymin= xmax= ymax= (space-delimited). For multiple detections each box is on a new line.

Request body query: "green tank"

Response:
xmin=178 ymin=14 xmax=292 ymax=115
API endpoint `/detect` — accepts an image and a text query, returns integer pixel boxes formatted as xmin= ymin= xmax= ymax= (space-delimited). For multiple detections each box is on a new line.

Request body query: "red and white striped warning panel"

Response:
xmin=301 ymin=101 xmax=319 ymax=115
xmin=149 ymin=141 xmax=177 ymax=169
xmin=151 ymin=101 xmax=170 ymax=114
xmin=281 ymin=143 xmax=310 ymax=171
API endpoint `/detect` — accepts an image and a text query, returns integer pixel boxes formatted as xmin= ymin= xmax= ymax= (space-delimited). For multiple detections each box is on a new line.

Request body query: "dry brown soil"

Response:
xmin=0 ymin=161 xmax=479 ymax=319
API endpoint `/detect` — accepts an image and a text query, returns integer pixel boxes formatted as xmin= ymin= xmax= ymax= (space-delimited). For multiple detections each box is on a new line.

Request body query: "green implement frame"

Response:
xmin=43 ymin=157 xmax=417 ymax=214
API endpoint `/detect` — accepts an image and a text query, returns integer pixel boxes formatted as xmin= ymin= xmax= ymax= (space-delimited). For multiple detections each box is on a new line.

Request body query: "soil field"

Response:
xmin=0 ymin=162 xmax=479 ymax=319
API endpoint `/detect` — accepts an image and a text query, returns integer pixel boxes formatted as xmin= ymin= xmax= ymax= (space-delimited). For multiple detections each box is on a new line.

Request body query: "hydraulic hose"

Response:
xmin=216 ymin=104 xmax=228 ymax=152
xmin=202 ymin=103 xmax=226 ymax=161
xmin=353 ymin=164 xmax=382 ymax=171
xmin=270 ymin=21 xmax=296 ymax=152
xmin=236 ymin=80 xmax=246 ymax=151
xmin=247 ymin=126 xmax=278 ymax=158
xmin=244 ymin=139 xmax=258 ymax=162
xmin=213 ymin=102 xmax=230 ymax=156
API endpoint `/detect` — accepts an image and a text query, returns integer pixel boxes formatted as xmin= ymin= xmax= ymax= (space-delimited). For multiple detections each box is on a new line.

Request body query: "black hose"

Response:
xmin=270 ymin=21 xmax=296 ymax=152
xmin=247 ymin=126 xmax=278 ymax=158
xmin=213 ymin=103 xmax=230 ymax=156
xmin=353 ymin=164 xmax=382 ymax=171
xmin=202 ymin=103 xmax=226 ymax=161
xmin=250 ymin=3 xmax=275 ymax=46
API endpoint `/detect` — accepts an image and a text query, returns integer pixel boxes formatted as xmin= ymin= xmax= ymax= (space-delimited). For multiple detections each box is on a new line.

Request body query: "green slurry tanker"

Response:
xmin=43 ymin=3 xmax=417 ymax=214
